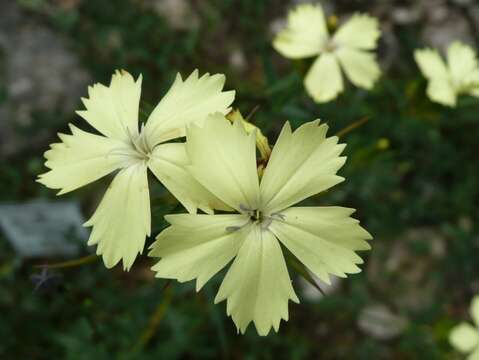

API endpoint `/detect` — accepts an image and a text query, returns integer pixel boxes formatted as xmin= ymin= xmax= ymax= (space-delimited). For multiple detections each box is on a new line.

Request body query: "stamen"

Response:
xmin=260 ymin=218 xmax=273 ymax=230
xmin=226 ymin=226 xmax=242 ymax=233
xmin=239 ymin=204 xmax=253 ymax=212
xmin=270 ymin=212 xmax=286 ymax=221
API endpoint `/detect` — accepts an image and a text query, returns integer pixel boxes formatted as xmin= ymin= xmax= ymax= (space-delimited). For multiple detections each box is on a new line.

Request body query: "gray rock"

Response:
xmin=421 ymin=2 xmax=474 ymax=51
xmin=358 ymin=304 xmax=408 ymax=341
xmin=391 ymin=6 xmax=423 ymax=25
xmin=0 ymin=200 xmax=87 ymax=258
xmin=0 ymin=0 xmax=90 ymax=159
xmin=144 ymin=0 xmax=200 ymax=30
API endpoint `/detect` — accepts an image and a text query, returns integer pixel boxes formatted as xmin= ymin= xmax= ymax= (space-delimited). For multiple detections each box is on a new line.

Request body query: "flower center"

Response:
xmin=224 ymin=205 xmax=286 ymax=232
xmin=129 ymin=124 xmax=153 ymax=161
xmin=105 ymin=124 xmax=155 ymax=167
xmin=249 ymin=209 xmax=263 ymax=222
xmin=323 ymin=40 xmax=338 ymax=53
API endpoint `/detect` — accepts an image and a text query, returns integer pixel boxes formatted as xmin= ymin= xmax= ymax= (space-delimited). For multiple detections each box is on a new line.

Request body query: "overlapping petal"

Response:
xmin=149 ymin=214 xmax=249 ymax=291
xmin=269 ymin=207 xmax=372 ymax=284
xmin=336 ymin=48 xmax=380 ymax=89
xmin=37 ymin=124 xmax=130 ymax=195
xmin=273 ymin=4 xmax=328 ymax=59
xmin=186 ymin=113 xmax=260 ymax=212
xmin=148 ymin=143 xmax=230 ymax=214
xmin=85 ymin=163 xmax=151 ymax=270
xmin=304 ymin=53 xmax=344 ymax=103
xmin=77 ymin=70 xmax=142 ymax=142
xmin=333 ymin=14 xmax=380 ymax=50
xmin=215 ymin=226 xmax=299 ymax=335
xmin=260 ymin=121 xmax=346 ymax=214
xmin=145 ymin=70 xmax=235 ymax=147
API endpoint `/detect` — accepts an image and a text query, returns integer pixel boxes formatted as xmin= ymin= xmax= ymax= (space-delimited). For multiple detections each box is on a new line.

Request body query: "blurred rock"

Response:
xmin=391 ymin=6 xmax=422 ymax=25
xmin=228 ymin=48 xmax=247 ymax=73
xmin=451 ymin=0 xmax=474 ymax=5
xmin=378 ymin=21 xmax=400 ymax=71
xmin=421 ymin=1 xmax=474 ymax=50
xmin=269 ymin=17 xmax=287 ymax=37
xmin=368 ymin=227 xmax=446 ymax=312
xmin=470 ymin=5 xmax=479 ymax=33
xmin=145 ymin=0 xmax=199 ymax=30
xmin=358 ymin=304 xmax=408 ymax=341
xmin=422 ymin=17 xmax=473 ymax=51
xmin=299 ymin=275 xmax=341 ymax=301
xmin=0 ymin=200 xmax=87 ymax=258
xmin=0 ymin=0 xmax=90 ymax=158
xmin=52 ymin=0 xmax=83 ymax=10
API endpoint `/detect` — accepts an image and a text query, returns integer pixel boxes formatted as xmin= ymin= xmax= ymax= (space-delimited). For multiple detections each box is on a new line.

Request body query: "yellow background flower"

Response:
xmin=415 ymin=41 xmax=479 ymax=107
xmin=273 ymin=4 xmax=381 ymax=102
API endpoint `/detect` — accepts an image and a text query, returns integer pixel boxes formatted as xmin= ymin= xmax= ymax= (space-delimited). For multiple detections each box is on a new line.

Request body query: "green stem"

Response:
xmin=335 ymin=116 xmax=370 ymax=138
xmin=34 ymin=254 xmax=98 ymax=269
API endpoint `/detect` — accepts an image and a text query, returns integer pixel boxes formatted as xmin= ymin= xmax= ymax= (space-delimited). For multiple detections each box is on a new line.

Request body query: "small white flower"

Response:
xmin=415 ymin=41 xmax=479 ymax=107
xmin=450 ymin=295 xmax=479 ymax=359
xmin=273 ymin=4 xmax=381 ymax=102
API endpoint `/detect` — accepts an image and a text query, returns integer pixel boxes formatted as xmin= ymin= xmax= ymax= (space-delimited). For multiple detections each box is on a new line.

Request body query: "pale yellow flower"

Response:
xmin=273 ymin=4 xmax=381 ymax=102
xmin=450 ymin=295 xmax=479 ymax=359
xmin=38 ymin=70 xmax=234 ymax=270
xmin=415 ymin=41 xmax=479 ymax=107
xmin=149 ymin=114 xmax=372 ymax=335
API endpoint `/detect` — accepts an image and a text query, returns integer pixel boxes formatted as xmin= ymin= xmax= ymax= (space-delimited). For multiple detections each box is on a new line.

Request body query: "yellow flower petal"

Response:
xmin=76 ymin=70 xmax=142 ymax=142
xmin=304 ymin=53 xmax=344 ymax=102
xmin=426 ymin=78 xmax=457 ymax=107
xmin=273 ymin=4 xmax=328 ymax=59
xmin=260 ymin=121 xmax=346 ymax=214
xmin=414 ymin=44 xmax=479 ymax=106
xmin=144 ymin=70 xmax=235 ymax=147
xmin=85 ymin=163 xmax=151 ymax=271
xmin=414 ymin=48 xmax=456 ymax=105
xmin=186 ymin=113 xmax=260 ymax=212
xmin=37 ymin=124 xmax=128 ymax=195
xmin=471 ymin=296 xmax=479 ymax=327
xmin=333 ymin=13 xmax=380 ymax=50
xmin=215 ymin=226 xmax=299 ymax=336
xmin=414 ymin=48 xmax=449 ymax=80
xmin=450 ymin=322 xmax=479 ymax=353
xmin=336 ymin=48 xmax=381 ymax=89
xmin=269 ymin=207 xmax=372 ymax=284
xmin=447 ymin=41 xmax=479 ymax=89
xmin=148 ymin=143 xmax=230 ymax=214
xmin=469 ymin=347 xmax=479 ymax=360
xmin=149 ymin=214 xmax=249 ymax=291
